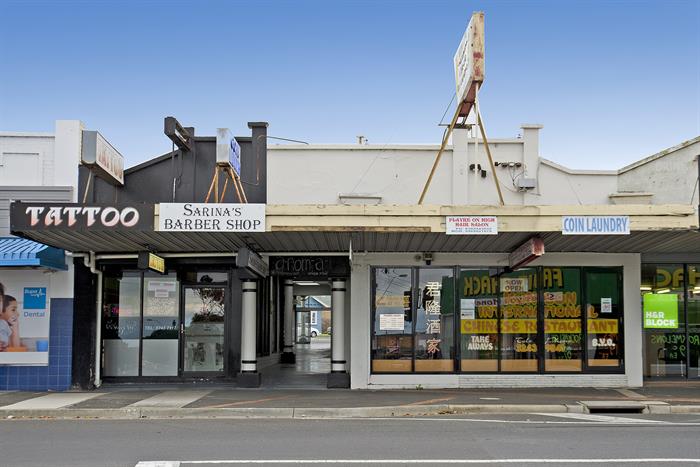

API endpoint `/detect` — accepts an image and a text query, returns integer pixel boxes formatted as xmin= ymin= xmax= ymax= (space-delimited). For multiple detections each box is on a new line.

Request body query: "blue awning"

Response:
xmin=0 ymin=237 xmax=67 ymax=270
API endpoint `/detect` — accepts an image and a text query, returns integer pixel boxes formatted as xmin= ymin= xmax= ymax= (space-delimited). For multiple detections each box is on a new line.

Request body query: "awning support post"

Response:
xmin=328 ymin=279 xmax=350 ymax=388
xmin=281 ymin=279 xmax=296 ymax=363
xmin=237 ymin=279 xmax=261 ymax=387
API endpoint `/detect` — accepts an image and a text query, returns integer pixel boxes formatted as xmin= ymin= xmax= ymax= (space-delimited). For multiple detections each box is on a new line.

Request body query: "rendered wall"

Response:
xmin=618 ymin=140 xmax=700 ymax=206
xmin=267 ymin=125 xmax=626 ymax=207
xmin=268 ymin=146 xmax=454 ymax=205
xmin=0 ymin=133 xmax=55 ymax=186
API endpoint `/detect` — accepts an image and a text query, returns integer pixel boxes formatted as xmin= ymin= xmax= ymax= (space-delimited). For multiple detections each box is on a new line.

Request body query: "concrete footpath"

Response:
xmin=1 ymin=381 xmax=699 ymax=420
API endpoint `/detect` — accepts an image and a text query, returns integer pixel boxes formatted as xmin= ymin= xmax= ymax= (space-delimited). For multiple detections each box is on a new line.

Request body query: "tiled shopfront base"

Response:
xmin=0 ymin=298 xmax=73 ymax=390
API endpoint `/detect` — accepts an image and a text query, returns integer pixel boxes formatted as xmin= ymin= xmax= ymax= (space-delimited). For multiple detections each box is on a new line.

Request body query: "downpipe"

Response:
xmin=66 ymin=251 xmax=103 ymax=388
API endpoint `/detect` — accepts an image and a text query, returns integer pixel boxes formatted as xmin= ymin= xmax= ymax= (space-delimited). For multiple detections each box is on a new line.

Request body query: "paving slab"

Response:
xmin=71 ymin=390 xmax=163 ymax=409
xmin=0 ymin=391 xmax=45 ymax=407
xmin=0 ymin=392 xmax=103 ymax=410
xmin=129 ymin=390 xmax=213 ymax=408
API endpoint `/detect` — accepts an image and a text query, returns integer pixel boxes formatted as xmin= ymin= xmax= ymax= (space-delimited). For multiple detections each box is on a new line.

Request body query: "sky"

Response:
xmin=0 ymin=0 xmax=698 ymax=169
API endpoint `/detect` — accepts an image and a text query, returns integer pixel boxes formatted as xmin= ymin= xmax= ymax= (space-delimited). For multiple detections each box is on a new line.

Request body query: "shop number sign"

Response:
xmin=643 ymin=293 xmax=679 ymax=329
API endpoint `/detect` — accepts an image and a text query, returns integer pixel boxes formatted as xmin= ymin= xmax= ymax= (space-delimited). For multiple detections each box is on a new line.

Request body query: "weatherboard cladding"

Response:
xmin=0 ymin=186 xmax=73 ymax=236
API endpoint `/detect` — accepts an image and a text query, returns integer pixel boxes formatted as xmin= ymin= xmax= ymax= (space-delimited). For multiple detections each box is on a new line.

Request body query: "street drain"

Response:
xmin=587 ymin=406 xmax=646 ymax=414
xmin=579 ymin=400 xmax=647 ymax=414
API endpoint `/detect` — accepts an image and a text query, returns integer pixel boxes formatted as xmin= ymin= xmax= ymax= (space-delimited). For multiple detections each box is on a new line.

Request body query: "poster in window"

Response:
xmin=0 ymin=276 xmax=50 ymax=365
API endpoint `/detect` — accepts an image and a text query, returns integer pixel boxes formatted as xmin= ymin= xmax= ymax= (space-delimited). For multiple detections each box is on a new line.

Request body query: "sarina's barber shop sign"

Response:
xmin=10 ymin=202 xmax=154 ymax=231
xmin=158 ymin=203 xmax=265 ymax=232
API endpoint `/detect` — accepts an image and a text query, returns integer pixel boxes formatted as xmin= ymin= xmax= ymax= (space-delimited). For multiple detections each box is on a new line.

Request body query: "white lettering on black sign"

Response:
xmin=26 ymin=206 xmax=140 ymax=228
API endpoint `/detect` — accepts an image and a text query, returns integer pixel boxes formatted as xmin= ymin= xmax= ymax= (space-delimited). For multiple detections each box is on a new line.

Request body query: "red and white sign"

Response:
xmin=508 ymin=237 xmax=545 ymax=270
xmin=454 ymin=12 xmax=485 ymax=105
xmin=446 ymin=216 xmax=497 ymax=235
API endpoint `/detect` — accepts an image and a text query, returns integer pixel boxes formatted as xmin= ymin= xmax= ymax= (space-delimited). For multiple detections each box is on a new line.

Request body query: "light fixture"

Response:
xmin=294 ymin=281 xmax=320 ymax=286
xmin=640 ymin=286 xmax=652 ymax=291
xmin=656 ymin=288 xmax=670 ymax=294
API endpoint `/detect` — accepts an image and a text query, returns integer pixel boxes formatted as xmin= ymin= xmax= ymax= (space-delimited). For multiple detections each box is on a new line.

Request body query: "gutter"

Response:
xmin=65 ymin=251 xmax=103 ymax=389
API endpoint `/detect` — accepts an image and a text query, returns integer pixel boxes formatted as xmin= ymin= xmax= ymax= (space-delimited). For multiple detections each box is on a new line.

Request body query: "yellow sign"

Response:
xmin=148 ymin=253 xmax=165 ymax=274
xmin=460 ymin=318 xmax=618 ymax=335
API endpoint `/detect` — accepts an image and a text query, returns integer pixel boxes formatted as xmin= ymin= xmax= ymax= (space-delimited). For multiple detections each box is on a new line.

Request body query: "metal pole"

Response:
xmin=475 ymin=87 xmax=505 ymax=206
xmin=418 ymin=107 xmax=462 ymax=204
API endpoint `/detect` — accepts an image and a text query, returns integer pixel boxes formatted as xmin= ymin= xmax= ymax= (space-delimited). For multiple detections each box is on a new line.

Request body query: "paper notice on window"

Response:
xmin=601 ymin=297 xmax=612 ymax=314
xmin=500 ymin=278 xmax=528 ymax=293
xmin=379 ymin=313 xmax=405 ymax=331
xmin=460 ymin=299 xmax=476 ymax=320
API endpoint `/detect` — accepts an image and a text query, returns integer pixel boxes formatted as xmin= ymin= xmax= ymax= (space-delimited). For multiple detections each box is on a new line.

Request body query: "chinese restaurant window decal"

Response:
xmin=371 ymin=266 xmax=624 ymax=375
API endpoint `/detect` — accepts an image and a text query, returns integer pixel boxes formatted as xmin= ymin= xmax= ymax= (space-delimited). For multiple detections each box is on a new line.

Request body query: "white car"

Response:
xmin=310 ymin=327 xmax=320 ymax=337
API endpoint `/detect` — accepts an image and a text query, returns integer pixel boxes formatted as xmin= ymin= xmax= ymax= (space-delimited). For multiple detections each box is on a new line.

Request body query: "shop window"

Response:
xmin=370 ymin=266 xmax=624 ymax=375
xmin=415 ymin=268 xmax=455 ymax=372
xmin=459 ymin=269 xmax=498 ymax=372
xmin=141 ymin=274 xmax=180 ymax=376
xmin=544 ymin=268 xmax=582 ymax=372
xmin=499 ymin=268 xmax=538 ymax=372
xmin=372 ymin=268 xmax=413 ymax=372
xmin=687 ymin=265 xmax=700 ymax=378
xmin=585 ymin=269 xmax=623 ymax=369
xmin=102 ymin=272 xmax=141 ymax=377
xmin=641 ymin=264 xmax=686 ymax=377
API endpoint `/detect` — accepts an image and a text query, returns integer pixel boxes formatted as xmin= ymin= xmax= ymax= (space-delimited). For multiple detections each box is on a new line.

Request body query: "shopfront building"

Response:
xmin=7 ymin=116 xmax=700 ymax=391
xmin=0 ymin=122 xmax=82 ymax=391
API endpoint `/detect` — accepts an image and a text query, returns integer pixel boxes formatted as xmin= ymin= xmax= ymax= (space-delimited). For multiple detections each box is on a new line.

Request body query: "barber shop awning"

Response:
xmin=0 ymin=237 xmax=67 ymax=270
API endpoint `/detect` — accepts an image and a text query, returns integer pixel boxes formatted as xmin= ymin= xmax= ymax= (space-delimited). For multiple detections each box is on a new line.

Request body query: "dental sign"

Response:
xmin=561 ymin=216 xmax=630 ymax=235
xmin=158 ymin=203 xmax=265 ymax=232
xmin=10 ymin=203 xmax=154 ymax=231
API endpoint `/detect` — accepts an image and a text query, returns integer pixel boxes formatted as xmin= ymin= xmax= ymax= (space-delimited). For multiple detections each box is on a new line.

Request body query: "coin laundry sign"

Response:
xmin=562 ymin=216 xmax=630 ymax=235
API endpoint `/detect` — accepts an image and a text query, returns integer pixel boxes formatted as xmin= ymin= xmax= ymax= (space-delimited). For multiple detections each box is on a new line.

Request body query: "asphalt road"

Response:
xmin=2 ymin=414 xmax=700 ymax=467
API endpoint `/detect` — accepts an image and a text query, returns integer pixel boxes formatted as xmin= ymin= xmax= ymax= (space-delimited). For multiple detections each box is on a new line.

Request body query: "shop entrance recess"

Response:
xmin=181 ymin=285 xmax=227 ymax=376
xmin=268 ymin=256 xmax=351 ymax=388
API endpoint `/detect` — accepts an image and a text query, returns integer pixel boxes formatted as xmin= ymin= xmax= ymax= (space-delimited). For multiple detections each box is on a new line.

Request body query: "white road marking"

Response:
xmin=137 ymin=459 xmax=700 ymax=465
xmin=128 ymin=390 xmax=212 ymax=408
xmin=136 ymin=462 xmax=180 ymax=467
xmin=532 ymin=412 xmax=669 ymax=424
xmin=0 ymin=392 xmax=103 ymax=410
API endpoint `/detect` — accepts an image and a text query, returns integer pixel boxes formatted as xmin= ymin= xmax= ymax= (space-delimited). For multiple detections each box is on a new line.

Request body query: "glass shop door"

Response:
xmin=181 ymin=286 xmax=226 ymax=375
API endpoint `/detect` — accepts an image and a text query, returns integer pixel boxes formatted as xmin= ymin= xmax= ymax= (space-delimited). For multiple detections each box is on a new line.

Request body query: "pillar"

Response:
xmin=237 ymin=280 xmax=261 ymax=387
xmin=328 ymin=279 xmax=350 ymax=388
xmin=281 ymin=279 xmax=296 ymax=363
